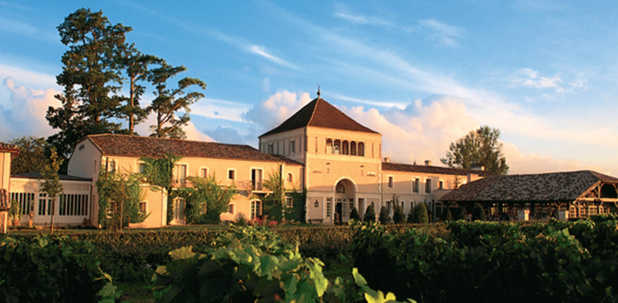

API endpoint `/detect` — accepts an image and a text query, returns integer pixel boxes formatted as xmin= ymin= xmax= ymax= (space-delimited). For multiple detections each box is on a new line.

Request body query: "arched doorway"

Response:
xmin=334 ymin=179 xmax=355 ymax=224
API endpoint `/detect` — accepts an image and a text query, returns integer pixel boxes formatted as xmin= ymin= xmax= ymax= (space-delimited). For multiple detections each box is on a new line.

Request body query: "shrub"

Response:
xmin=407 ymin=206 xmax=415 ymax=223
xmin=235 ymin=213 xmax=248 ymax=226
xmin=350 ymin=206 xmax=361 ymax=221
xmin=393 ymin=205 xmax=405 ymax=224
xmin=363 ymin=204 xmax=376 ymax=223
xmin=441 ymin=207 xmax=453 ymax=222
xmin=412 ymin=203 xmax=429 ymax=223
xmin=472 ymin=203 xmax=487 ymax=221
xmin=379 ymin=206 xmax=390 ymax=224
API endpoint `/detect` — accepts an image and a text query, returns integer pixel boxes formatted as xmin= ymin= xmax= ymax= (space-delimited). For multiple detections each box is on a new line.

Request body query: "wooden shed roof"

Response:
xmin=440 ymin=170 xmax=618 ymax=203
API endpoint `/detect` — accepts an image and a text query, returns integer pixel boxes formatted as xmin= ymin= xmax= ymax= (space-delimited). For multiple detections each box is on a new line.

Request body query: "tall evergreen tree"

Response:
xmin=441 ymin=125 xmax=509 ymax=175
xmin=47 ymin=8 xmax=131 ymax=158
xmin=147 ymin=61 xmax=206 ymax=139
xmin=9 ymin=136 xmax=50 ymax=174
xmin=117 ymin=44 xmax=161 ymax=134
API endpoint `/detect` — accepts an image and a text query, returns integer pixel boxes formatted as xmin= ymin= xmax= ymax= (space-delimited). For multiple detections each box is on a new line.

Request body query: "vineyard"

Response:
xmin=1 ymin=216 xmax=617 ymax=302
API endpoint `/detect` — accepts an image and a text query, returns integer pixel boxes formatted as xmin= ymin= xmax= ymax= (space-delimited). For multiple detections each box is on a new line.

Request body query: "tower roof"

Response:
xmin=259 ymin=97 xmax=379 ymax=138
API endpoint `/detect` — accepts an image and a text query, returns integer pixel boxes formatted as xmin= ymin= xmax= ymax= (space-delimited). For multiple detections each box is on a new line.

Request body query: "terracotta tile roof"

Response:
xmin=0 ymin=142 xmax=19 ymax=154
xmin=259 ymin=97 xmax=379 ymax=137
xmin=83 ymin=134 xmax=301 ymax=165
xmin=382 ymin=162 xmax=492 ymax=177
xmin=12 ymin=172 xmax=92 ymax=182
xmin=440 ymin=170 xmax=618 ymax=203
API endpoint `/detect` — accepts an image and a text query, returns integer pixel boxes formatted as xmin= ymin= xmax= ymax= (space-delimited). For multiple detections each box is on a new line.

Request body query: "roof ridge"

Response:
xmin=306 ymin=97 xmax=320 ymax=127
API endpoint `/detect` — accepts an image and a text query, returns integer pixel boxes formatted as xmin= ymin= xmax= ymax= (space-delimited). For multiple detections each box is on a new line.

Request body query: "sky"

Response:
xmin=1 ymin=0 xmax=618 ymax=176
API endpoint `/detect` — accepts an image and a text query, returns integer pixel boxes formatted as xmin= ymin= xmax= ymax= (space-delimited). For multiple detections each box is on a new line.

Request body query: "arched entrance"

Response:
xmin=334 ymin=179 xmax=355 ymax=224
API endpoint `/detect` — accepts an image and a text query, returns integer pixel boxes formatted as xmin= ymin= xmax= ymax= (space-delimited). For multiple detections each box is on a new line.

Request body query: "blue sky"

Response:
xmin=1 ymin=0 xmax=618 ymax=175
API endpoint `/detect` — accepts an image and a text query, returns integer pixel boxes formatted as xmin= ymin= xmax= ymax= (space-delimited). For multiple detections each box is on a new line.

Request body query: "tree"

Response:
xmin=392 ymin=205 xmax=405 ymax=224
xmin=363 ymin=203 xmax=376 ymax=223
xmin=350 ymin=206 xmax=361 ymax=221
xmin=378 ymin=206 xmax=390 ymax=224
xmin=147 ymin=61 xmax=206 ymax=139
xmin=9 ymin=136 xmax=50 ymax=174
xmin=139 ymin=154 xmax=181 ymax=223
xmin=407 ymin=207 xmax=415 ymax=223
xmin=441 ymin=125 xmax=509 ymax=175
xmin=176 ymin=176 xmax=235 ymax=224
xmin=47 ymin=8 xmax=131 ymax=158
xmin=117 ymin=44 xmax=161 ymax=134
xmin=411 ymin=203 xmax=429 ymax=223
xmin=96 ymin=170 xmax=147 ymax=230
xmin=40 ymin=147 xmax=63 ymax=234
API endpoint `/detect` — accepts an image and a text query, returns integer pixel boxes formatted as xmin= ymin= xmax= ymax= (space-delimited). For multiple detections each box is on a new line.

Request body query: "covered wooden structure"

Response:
xmin=439 ymin=170 xmax=618 ymax=220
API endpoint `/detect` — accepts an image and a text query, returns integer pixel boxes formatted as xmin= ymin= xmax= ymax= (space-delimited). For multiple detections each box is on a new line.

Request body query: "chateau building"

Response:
xmin=4 ymin=94 xmax=489 ymax=229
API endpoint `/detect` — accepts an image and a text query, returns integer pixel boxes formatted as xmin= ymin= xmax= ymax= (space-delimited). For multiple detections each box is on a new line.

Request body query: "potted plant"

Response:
xmin=8 ymin=200 xmax=21 ymax=226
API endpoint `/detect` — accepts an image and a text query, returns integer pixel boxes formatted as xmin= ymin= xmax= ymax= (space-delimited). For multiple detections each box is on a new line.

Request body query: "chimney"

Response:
xmin=425 ymin=160 xmax=432 ymax=166
xmin=384 ymin=157 xmax=391 ymax=163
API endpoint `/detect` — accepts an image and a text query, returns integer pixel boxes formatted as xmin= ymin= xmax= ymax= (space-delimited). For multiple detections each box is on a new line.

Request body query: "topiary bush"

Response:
xmin=393 ymin=205 xmax=405 ymax=224
xmin=363 ymin=204 xmax=376 ymax=223
xmin=379 ymin=206 xmax=391 ymax=224
xmin=350 ymin=207 xmax=361 ymax=221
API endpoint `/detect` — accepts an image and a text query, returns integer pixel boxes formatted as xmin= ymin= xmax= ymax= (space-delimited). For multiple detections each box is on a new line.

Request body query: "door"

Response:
xmin=335 ymin=198 xmax=343 ymax=224
xmin=173 ymin=198 xmax=185 ymax=222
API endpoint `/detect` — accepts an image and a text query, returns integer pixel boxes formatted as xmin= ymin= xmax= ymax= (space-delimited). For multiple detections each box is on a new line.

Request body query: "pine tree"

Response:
xmin=363 ymin=204 xmax=376 ymax=223
xmin=379 ymin=206 xmax=390 ymax=224
xmin=147 ymin=61 xmax=206 ymax=139
xmin=47 ymin=8 xmax=131 ymax=158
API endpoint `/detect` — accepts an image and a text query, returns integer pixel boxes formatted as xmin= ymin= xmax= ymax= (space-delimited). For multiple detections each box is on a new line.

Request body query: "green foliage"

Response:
xmin=472 ymin=203 xmax=487 ymax=221
xmin=0 ymin=236 xmax=111 ymax=302
xmin=363 ymin=204 xmax=376 ymax=223
xmin=441 ymin=207 xmax=453 ymax=222
xmin=406 ymin=207 xmax=415 ymax=223
xmin=411 ymin=203 xmax=429 ymax=224
xmin=174 ymin=176 xmax=236 ymax=224
xmin=96 ymin=169 xmax=148 ymax=229
xmin=152 ymin=224 xmax=414 ymax=302
xmin=47 ymin=8 xmax=131 ymax=158
xmin=440 ymin=125 xmax=509 ymax=175
xmin=350 ymin=206 xmax=361 ymax=221
xmin=8 ymin=199 xmax=21 ymax=220
xmin=147 ymin=61 xmax=206 ymax=139
xmin=392 ymin=205 xmax=405 ymax=224
xmin=140 ymin=154 xmax=181 ymax=223
xmin=9 ymin=136 xmax=50 ymax=174
xmin=379 ymin=206 xmax=390 ymax=224
xmin=40 ymin=147 xmax=63 ymax=233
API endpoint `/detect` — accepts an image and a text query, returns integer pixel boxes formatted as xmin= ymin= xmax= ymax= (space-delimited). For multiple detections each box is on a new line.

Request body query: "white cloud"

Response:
xmin=133 ymin=111 xmax=214 ymax=142
xmin=0 ymin=77 xmax=60 ymax=141
xmin=190 ymin=97 xmax=252 ymax=122
xmin=418 ymin=19 xmax=463 ymax=47
xmin=242 ymin=90 xmax=312 ymax=133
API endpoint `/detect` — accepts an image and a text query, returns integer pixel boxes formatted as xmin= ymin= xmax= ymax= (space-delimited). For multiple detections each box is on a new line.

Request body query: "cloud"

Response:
xmin=0 ymin=77 xmax=60 ymax=141
xmin=501 ymin=142 xmax=601 ymax=174
xmin=0 ymin=17 xmax=59 ymax=44
xmin=418 ymin=19 xmax=463 ymax=47
xmin=242 ymin=90 xmax=312 ymax=133
xmin=190 ymin=97 xmax=252 ymax=122
xmin=133 ymin=111 xmax=214 ymax=142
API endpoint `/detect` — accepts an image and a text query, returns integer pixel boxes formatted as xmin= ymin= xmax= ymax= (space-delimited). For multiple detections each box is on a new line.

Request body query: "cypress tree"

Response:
xmin=363 ymin=204 xmax=376 ymax=223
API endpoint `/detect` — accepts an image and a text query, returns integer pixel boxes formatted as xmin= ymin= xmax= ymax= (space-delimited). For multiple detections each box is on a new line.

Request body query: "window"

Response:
xmin=589 ymin=205 xmax=597 ymax=216
xmin=38 ymin=192 xmax=51 ymax=216
xmin=229 ymin=203 xmax=235 ymax=214
xmin=333 ymin=140 xmax=341 ymax=154
xmin=342 ymin=141 xmax=349 ymax=155
xmin=326 ymin=139 xmax=333 ymax=153
xmin=424 ymin=180 xmax=432 ymax=194
xmin=388 ymin=176 xmax=394 ymax=188
xmin=314 ymin=200 xmax=319 ymax=207
xmin=413 ymin=178 xmax=420 ymax=193
xmin=58 ymin=194 xmax=89 ymax=216
xmin=285 ymin=196 xmax=293 ymax=208
xmin=358 ymin=142 xmax=365 ymax=157
xmin=9 ymin=192 xmax=35 ymax=216
xmin=107 ymin=159 xmax=116 ymax=173
xmin=351 ymin=141 xmax=357 ymax=156
xmin=138 ymin=162 xmax=147 ymax=174
xmin=251 ymin=168 xmax=263 ymax=190
xmin=201 ymin=168 xmax=208 ymax=178
xmin=174 ymin=164 xmax=187 ymax=186
xmin=290 ymin=139 xmax=295 ymax=154
xmin=439 ymin=180 xmax=444 ymax=190
xmin=268 ymin=143 xmax=274 ymax=154
xmin=287 ymin=173 xmax=293 ymax=183
xmin=336 ymin=183 xmax=345 ymax=193
xmin=251 ymin=200 xmax=262 ymax=219
xmin=228 ymin=169 xmax=236 ymax=181
xmin=139 ymin=201 xmax=147 ymax=213
xmin=326 ymin=198 xmax=332 ymax=217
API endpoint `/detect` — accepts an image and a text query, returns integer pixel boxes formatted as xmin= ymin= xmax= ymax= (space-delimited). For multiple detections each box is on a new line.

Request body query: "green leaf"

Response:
xmin=169 ymin=246 xmax=195 ymax=261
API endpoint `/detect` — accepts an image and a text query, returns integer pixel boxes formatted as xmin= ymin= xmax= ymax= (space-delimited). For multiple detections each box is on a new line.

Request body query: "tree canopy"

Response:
xmin=9 ymin=136 xmax=50 ymax=175
xmin=47 ymin=8 xmax=206 ymax=160
xmin=441 ymin=126 xmax=509 ymax=175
